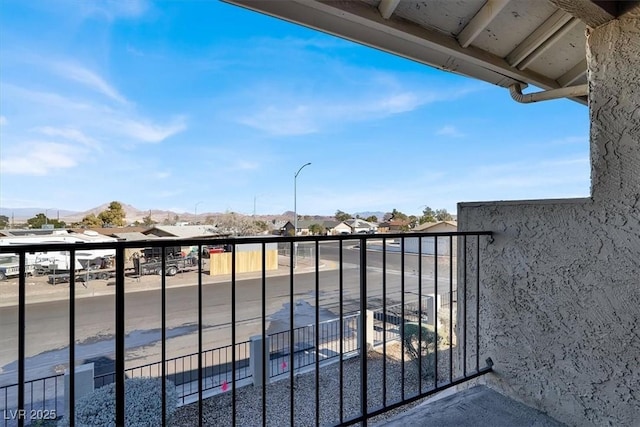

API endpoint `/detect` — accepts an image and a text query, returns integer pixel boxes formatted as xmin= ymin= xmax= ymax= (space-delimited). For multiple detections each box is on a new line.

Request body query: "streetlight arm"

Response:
xmin=295 ymin=162 xmax=311 ymax=178
xmin=293 ymin=162 xmax=311 ymax=268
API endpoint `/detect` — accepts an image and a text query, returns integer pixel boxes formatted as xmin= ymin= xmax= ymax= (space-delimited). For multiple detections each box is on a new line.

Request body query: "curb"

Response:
xmin=0 ymin=261 xmax=336 ymax=308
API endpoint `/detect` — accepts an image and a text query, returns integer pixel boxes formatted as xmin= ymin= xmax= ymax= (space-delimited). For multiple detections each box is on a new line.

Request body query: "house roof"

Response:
xmin=344 ymin=218 xmax=376 ymax=228
xmin=413 ymin=220 xmax=458 ymax=232
xmin=68 ymin=227 xmax=148 ymax=237
xmin=295 ymin=220 xmax=328 ymax=229
xmin=323 ymin=220 xmax=341 ymax=228
xmin=111 ymin=232 xmax=157 ymax=241
xmin=272 ymin=220 xmax=293 ymax=229
xmin=225 ymin=1 xmax=633 ymax=104
xmin=143 ymin=225 xmax=222 ymax=238
xmin=380 ymin=220 xmax=410 ymax=227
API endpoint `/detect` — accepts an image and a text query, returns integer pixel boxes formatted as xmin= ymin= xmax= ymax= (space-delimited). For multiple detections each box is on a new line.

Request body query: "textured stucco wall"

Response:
xmin=457 ymin=15 xmax=640 ymax=427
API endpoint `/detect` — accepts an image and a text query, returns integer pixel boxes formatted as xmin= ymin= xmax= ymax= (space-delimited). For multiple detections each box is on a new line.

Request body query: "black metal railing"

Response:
xmin=91 ymin=340 xmax=252 ymax=405
xmin=268 ymin=313 xmax=360 ymax=377
xmin=0 ymin=231 xmax=492 ymax=426
xmin=0 ymin=374 xmax=63 ymax=426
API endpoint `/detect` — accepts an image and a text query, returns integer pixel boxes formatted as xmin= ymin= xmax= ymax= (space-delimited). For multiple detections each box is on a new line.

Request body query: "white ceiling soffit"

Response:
xmin=223 ymin=0 xmax=632 ymax=104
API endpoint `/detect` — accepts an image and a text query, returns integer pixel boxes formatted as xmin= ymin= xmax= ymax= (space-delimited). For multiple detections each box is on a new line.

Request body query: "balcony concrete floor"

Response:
xmin=378 ymin=385 xmax=565 ymax=427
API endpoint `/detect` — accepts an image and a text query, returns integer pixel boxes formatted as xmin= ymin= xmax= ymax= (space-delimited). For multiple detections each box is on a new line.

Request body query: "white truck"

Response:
xmin=0 ymin=254 xmax=36 ymax=280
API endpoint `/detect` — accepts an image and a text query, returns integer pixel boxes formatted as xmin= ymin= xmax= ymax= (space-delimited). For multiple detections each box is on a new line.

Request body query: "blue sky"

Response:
xmin=0 ymin=0 xmax=590 ymax=217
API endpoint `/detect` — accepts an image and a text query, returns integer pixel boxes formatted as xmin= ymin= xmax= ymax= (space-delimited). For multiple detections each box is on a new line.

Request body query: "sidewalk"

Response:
xmin=0 ymin=256 xmax=338 ymax=308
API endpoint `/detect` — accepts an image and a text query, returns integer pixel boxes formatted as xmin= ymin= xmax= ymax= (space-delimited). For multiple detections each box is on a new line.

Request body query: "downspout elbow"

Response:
xmin=509 ymin=82 xmax=588 ymax=103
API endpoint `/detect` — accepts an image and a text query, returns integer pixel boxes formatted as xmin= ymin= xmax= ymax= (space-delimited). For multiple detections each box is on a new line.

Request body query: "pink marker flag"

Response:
xmin=221 ymin=380 xmax=229 ymax=392
xmin=281 ymin=360 xmax=287 ymax=370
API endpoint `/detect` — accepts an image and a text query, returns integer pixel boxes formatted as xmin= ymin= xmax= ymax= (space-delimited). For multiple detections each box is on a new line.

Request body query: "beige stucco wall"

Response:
xmin=458 ymin=15 xmax=640 ymax=426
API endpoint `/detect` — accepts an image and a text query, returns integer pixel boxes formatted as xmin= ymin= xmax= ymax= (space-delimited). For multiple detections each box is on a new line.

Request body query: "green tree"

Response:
xmin=419 ymin=206 xmax=436 ymax=224
xmin=98 ymin=201 xmax=126 ymax=227
xmin=0 ymin=215 xmax=9 ymax=228
xmin=403 ymin=322 xmax=441 ymax=380
xmin=408 ymin=215 xmax=418 ymax=228
xmin=365 ymin=215 xmax=378 ymax=223
xmin=390 ymin=208 xmax=408 ymax=221
xmin=27 ymin=213 xmax=66 ymax=229
xmin=80 ymin=214 xmax=103 ymax=227
xmin=142 ymin=214 xmax=156 ymax=226
xmin=335 ymin=210 xmax=352 ymax=222
xmin=217 ymin=211 xmax=261 ymax=236
xmin=435 ymin=208 xmax=454 ymax=221
xmin=308 ymin=223 xmax=326 ymax=235
xmin=253 ymin=220 xmax=269 ymax=232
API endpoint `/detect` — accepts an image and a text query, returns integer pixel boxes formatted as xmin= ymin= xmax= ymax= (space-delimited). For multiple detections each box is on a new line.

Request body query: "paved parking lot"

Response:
xmin=0 ymin=256 xmax=336 ymax=307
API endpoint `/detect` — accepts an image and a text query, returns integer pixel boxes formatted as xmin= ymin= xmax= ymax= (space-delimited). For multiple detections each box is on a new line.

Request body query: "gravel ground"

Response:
xmin=170 ymin=343 xmax=454 ymax=427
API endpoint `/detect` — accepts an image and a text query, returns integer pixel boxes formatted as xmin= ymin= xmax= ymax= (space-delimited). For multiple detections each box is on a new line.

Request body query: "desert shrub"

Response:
xmin=402 ymin=322 xmax=441 ymax=379
xmin=58 ymin=377 xmax=177 ymax=426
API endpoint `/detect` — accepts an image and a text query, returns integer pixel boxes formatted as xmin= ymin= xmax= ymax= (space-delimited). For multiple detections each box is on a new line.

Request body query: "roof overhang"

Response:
xmin=223 ymin=1 xmax=638 ymax=104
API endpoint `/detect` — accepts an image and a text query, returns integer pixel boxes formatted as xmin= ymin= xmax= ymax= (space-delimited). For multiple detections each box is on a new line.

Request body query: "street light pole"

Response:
xmin=194 ymin=201 xmax=203 ymax=224
xmin=293 ymin=162 xmax=311 ymax=269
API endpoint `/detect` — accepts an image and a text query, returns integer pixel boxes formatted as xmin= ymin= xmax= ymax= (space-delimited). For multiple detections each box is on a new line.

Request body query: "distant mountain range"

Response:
xmin=0 ymin=207 xmax=79 ymax=220
xmin=1 ymin=205 xmax=388 ymax=223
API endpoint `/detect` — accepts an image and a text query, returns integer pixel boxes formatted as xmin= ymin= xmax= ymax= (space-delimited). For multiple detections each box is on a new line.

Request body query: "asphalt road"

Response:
xmin=0 ymin=241 xmax=455 ymax=383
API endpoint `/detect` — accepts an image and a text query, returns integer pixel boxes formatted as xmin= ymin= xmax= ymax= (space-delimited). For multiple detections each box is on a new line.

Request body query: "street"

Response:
xmin=0 ymin=241 xmax=455 ymax=384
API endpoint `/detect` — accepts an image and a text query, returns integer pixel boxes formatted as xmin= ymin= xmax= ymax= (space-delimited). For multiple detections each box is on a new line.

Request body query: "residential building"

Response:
xmin=225 ymin=1 xmax=640 ymax=425
xmin=344 ymin=218 xmax=377 ymax=234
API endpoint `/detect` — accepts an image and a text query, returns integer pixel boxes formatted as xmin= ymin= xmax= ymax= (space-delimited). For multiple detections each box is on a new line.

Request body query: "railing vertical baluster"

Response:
xmin=338 ymin=239 xmax=344 ymax=424
xmin=418 ymin=237 xmax=423 ymax=394
xmin=289 ymin=241 xmax=294 ymax=425
xmin=400 ymin=237 xmax=405 ymax=402
xmin=261 ymin=242 xmax=266 ymax=427
xmin=69 ymin=250 xmax=76 ymax=427
xmin=434 ymin=237 xmax=438 ymax=386
xmin=359 ymin=236 xmax=368 ymax=422
xmin=315 ymin=240 xmax=320 ymax=426
xmin=232 ymin=242 xmax=237 ymax=426
xmin=115 ymin=246 xmax=125 ymax=426
xmin=382 ymin=237 xmax=387 ymax=407
xmin=197 ymin=245 xmax=203 ymax=427
xmin=161 ymin=247 xmax=167 ymax=427
xmin=463 ymin=236 xmax=467 ymax=377
xmin=476 ymin=235 xmax=480 ymax=373
xmin=17 ymin=252 xmax=25 ymax=427
xmin=449 ymin=235 xmax=454 ymax=383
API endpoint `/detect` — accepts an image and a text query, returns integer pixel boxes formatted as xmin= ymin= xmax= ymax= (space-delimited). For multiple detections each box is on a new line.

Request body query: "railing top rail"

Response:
xmin=0 ymin=372 xmax=64 ymax=390
xmin=0 ymin=230 xmax=492 ymax=253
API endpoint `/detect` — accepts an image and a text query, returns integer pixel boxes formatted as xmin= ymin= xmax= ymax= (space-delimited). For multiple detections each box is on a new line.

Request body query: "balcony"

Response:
xmin=1 ymin=231 xmax=499 ymax=426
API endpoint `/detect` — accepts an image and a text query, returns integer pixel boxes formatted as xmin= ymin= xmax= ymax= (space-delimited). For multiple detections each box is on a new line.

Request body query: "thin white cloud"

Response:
xmin=234 ymin=160 xmax=260 ymax=171
xmin=436 ymin=125 xmax=465 ymax=138
xmin=1 ymin=83 xmax=93 ymax=111
xmin=34 ymin=126 xmax=101 ymax=149
xmin=154 ymin=171 xmax=171 ymax=179
xmin=238 ymin=91 xmax=433 ymax=136
xmin=52 ymin=62 xmax=128 ymax=104
xmin=0 ymin=116 xmax=7 ymax=126
xmin=0 ymin=141 xmax=85 ymax=175
xmin=4 ymin=83 xmax=186 ymax=145
xmin=239 ymin=105 xmax=317 ymax=136
xmin=114 ymin=116 xmax=187 ymax=143
xmin=79 ymin=0 xmax=149 ymax=21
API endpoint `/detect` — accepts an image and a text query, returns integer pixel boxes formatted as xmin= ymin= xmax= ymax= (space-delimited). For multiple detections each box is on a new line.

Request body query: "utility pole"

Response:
xmin=293 ymin=162 xmax=311 ymax=269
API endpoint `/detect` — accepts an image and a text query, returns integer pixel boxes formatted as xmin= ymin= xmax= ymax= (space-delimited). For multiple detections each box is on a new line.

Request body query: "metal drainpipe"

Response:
xmin=509 ymin=82 xmax=588 ymax=103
